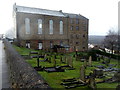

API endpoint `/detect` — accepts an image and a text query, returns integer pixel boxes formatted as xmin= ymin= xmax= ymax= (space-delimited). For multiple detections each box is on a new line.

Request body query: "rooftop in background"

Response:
xmin=13 ymin=4 xmax=88 ymax=20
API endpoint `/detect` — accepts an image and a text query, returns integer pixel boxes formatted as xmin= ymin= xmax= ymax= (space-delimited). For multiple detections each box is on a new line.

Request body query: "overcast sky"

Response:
xmin=0 ymin=0 xmax=119 ymax=35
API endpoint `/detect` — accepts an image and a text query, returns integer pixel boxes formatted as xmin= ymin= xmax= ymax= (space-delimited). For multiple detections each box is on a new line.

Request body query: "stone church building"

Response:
xmin=13 ymin=4 xmax=89 ymax=52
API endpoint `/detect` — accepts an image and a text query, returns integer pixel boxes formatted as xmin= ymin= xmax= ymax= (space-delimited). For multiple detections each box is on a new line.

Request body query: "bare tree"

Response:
xmin=103 ymin=29 xmax=118 ymax=54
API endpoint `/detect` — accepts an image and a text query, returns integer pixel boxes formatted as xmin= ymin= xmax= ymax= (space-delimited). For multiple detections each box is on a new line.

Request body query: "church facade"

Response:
xmin=13 ymin=4 xmax=89 ymax=52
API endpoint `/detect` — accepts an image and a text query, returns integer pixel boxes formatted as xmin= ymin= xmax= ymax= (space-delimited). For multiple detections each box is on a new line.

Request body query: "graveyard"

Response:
xmin=14 ymin=45 xmax=119 ymax=89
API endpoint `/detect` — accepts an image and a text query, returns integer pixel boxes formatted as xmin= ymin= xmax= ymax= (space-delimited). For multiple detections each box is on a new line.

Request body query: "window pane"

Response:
xmin=38 ymin=43 xmax=42 ymax=49
xmin=26 ymin=43 xmax=30 ymax=48
xmin=71 ymin=26 xmax=73 ymax=30
xmin=60 ymin=21 xmax=63 ymax=34
xmin=38 ymin=19 xmax=42 ymax=34
xmin=49 ymin=20 xmax=53 ymax=34
xmin=25 ymin=18 xmax=30 ymax=34
xmin=76 ymin=19 xmax=79 ymax=24
xmin=76 ymin=26 xmax=79 ymax=30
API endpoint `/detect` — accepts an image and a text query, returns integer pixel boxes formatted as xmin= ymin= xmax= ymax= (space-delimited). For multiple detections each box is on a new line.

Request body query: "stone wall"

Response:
xmin=3 ymin=39 xmax=51 ymax=89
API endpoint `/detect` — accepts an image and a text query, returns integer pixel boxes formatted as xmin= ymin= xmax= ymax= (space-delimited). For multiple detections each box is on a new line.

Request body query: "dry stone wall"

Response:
xmin=3 ymin=39 xmax=51 ymax=89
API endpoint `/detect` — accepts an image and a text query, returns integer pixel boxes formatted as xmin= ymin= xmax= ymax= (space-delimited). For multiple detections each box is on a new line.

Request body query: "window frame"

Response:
xmin=25 ymin=18 xmax=30 ymax=34
xmin=49 ymin=20 xmax=53 ymax=34
xmin=60 ymin=20 xmax=63 ymax=34
xmin=38 ymin=19 xmax=42 ymax=34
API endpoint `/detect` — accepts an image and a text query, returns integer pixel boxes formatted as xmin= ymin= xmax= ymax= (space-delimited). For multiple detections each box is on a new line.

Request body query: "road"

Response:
xmin=0 ymin=40 xmax=10 ymax=89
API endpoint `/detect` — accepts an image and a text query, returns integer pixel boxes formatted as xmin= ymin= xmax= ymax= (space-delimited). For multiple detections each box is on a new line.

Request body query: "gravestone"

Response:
xmin=63 ymin=56 xmax=67 ymax=63
xmin=88 ymin=56 xmax=92 ymax=66
xmin=93 ymin=69 xmax=103 ymax=78
xmin=60 ymin=56 xmax=63 ymax=64
xmin=44 ymin=54 xmax=47 ymax=59
xmin=88 ymin=73 xmax=97 ymax=89
xmin=37 ymin=56 xmax=40 ymax=67
xmin=48 ymin=56 xmax=51 ymax=63
xmin=69 ymin=56 xmax=73 ymax=68
xmin=53 ymin=57 xmax=56 ymax=67
xmin=80 ymin=65 xmax=85 ymax=82
xmin=84 ymin=60 xmax=87 ymax=68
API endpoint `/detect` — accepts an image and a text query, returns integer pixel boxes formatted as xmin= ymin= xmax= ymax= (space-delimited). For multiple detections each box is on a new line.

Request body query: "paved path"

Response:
xmin=0 ymin=40 xmax=10 ymax=89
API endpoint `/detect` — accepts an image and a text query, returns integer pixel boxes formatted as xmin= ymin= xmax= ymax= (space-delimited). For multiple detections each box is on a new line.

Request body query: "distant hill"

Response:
xmin=89 ymin=35 xmax=105 ymax=45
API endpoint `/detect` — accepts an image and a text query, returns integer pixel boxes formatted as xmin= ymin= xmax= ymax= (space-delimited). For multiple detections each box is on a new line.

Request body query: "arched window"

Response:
xmin=49 ymin=20 xmax=53 ymax=34
xmin=38 ymin=19 xmax=42 ymax=34
xmin=60 ymin=21 xmax=63 ymax=34
xmin=25 ymin=18 xmax=30 ymax=34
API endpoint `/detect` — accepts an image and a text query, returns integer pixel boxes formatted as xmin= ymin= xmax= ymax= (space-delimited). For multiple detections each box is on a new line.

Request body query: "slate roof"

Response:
xmin=14 ymin=4 xmax=88 ymax=19
xmin=14 ymin=5 xmax=65 ymax=17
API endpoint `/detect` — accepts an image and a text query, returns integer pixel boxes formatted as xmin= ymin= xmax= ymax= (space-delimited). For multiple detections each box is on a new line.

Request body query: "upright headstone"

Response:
xmin=84 ymin=60 xmax=87 ymax=68
xmin=66 ymin=56 xmax=69 ymax=65
xmin=37 ymin=56 xmax=40 ymax=67
xmin=88 ymin=56 xmax=92 ymax=66
xmin=53 ymin=56 xmax=56 ymax=67
xmin=64 ymin=56 xmax=67 ymax=63
xmin=60 ymin=56 xmax=63 ymax=64
xmin=44 ymin=54 xmax=47 ymax=58
xmin=88 ymin=73 xmax=96 ymax=89
xmin=80 ymin=65 xmax=85 ymax=82
xmin=69 ymin=56 xmax=73 ymax=68
xmin=48 ymin=56 xmax=51 ymax=63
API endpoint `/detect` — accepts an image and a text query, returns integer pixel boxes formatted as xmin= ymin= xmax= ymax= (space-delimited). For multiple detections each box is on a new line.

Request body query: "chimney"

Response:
xmin=59 ymin=10 xmax=62 ymax=12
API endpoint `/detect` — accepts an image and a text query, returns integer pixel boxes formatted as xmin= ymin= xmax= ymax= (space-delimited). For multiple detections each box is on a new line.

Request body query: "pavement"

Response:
xmin=0 ymin=40 xmax=10 ymax=89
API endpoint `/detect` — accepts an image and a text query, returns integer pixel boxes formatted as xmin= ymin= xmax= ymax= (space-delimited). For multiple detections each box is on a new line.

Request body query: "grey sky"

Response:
xmin=0 ymin=0 xmax=119 ymax=35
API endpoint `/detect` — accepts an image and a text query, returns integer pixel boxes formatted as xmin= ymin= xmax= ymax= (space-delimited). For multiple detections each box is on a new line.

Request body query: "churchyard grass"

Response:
xmin=14 ymin=45 xmax=119 ymax=89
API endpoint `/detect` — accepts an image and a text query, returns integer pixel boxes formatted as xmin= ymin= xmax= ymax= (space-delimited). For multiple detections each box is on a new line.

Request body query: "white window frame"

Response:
xmin=26 ymin=43 xmax=30 ymax=48
xmin=25 ymin=18 xmax=30 ymax=34
xmin=60 ymin=21 xmax=63 ymax=34
xmin=38 ymin=42 xmax=42 ymax=49
xmin=38 ymin=19 xmax=42 ymax=34
xmin=49 ymin=20 xmax=53 ymax=34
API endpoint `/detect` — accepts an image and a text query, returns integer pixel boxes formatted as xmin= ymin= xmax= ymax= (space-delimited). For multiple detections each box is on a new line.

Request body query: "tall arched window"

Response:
xmin=49 ymin=20 xmax=53 ymax=34
xmin=25 ymin=18 xmax=30 ymax=34
xmin=38 ymin=19 xmax=42 ymax=34
xmin=60 ymin=21 xmax=63 ymax=34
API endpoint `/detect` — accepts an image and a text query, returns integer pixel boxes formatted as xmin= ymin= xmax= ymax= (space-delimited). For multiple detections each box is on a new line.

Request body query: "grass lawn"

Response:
xmin=13 ymin=45 xmax=119 ymax=89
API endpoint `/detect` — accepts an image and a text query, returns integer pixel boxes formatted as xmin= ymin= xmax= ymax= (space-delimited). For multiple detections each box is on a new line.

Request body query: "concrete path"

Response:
xmin=0 ymin=40 xmax=10 ymax=89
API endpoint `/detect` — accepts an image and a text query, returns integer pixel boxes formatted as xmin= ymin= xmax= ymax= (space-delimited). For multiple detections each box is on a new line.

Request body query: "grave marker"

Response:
xmin=60 ymin=56 xmax=63 ymax=64
xmin=53 ymin=56 xmax=56 ymax=67
xmin=88 ymin=56 xmax=92 ymax=66
xmin=88 ymin=73 xmax=96 ymax=89
xmin=84 ymin=60 xmax=87 ymax=68
xmin=80 ymin=65 xmax=85 ymax=82
xmin=69 ymin=56 xmax=73 ymax=68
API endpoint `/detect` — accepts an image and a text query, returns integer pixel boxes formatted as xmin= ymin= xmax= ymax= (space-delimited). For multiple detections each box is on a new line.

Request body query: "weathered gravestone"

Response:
xmin=93 ymin=69 xmax=103 ymax=78
xmin=60 ymin=56 xmax=63 ymax=64
xmin=48 ymin=56 xmax=51 ymax=63
xmin=88 ymin=73 xmax=97 ymax=89
xmin=63 ymin=56 xmax=67 ymax=63
xmin=80 ymin=65 xmax=85 ymax=82
xmin=68 ymin=56 xmax=73 ymax=68
xmin=84 ymin=60 xmax=87 ymax=68
xmin=88 ymin=56 xmax=92 ymax=66
xmin=53 ymin=56 xmax=56 ymax=67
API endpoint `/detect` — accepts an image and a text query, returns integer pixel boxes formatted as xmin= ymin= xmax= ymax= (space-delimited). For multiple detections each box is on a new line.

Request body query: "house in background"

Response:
xmin=13 ymin=4 xmax=89 ymax=52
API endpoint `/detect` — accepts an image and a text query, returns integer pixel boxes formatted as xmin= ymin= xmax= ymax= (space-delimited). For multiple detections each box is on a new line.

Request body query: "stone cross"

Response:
xmin=80 ymin=65 xmax=85 ymax=82
xmin=88 ymin=56 xmax=92 ymax=66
